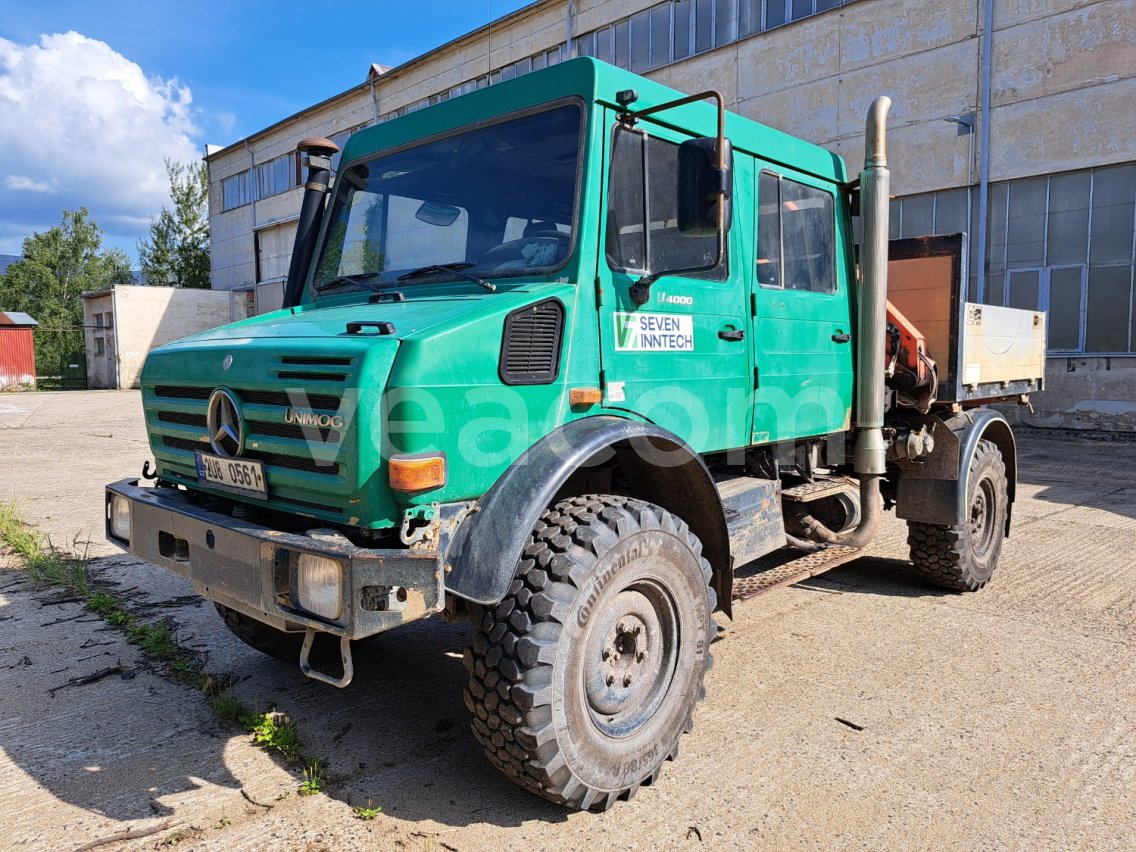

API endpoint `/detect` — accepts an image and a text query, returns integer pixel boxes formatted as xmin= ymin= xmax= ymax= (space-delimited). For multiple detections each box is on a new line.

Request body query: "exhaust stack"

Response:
xmin=787 ymin=96 xmax=892 ymax=552
xmin=853 ymin=96 xmax=892 ymax=476
xmin=282 ymin=136 xmax=340 ymax=310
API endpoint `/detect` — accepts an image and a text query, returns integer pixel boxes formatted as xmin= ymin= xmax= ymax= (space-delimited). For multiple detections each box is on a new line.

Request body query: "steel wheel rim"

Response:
xmin=583 ymin=580 xmax=679 ymax=738
xmin=970 ymin=475 xmax=997 ymax=556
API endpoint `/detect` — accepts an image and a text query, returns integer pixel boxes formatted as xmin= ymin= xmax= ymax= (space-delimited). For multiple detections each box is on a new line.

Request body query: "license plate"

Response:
xmin=195 ymin=452 xmax=268 ymax=499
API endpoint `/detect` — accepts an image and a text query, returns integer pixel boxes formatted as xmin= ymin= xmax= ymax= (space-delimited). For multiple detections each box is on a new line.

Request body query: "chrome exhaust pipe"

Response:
xmin=786 ymin=97 xmax=891 ymax=552
xmin=853 ymin=96 xmax=892 ymax=477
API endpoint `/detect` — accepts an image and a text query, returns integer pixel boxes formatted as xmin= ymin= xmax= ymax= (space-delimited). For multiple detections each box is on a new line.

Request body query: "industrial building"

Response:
xmin=204 ymin=0 xmax=1136 ymax=430
xmin=82 ymin=286 xmax=250 ymax=389
xmin=0 ymin=311 xmax=38 ymax=390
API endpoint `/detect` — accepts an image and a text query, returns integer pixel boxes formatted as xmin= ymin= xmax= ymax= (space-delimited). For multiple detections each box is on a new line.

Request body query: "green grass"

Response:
xmin=299 ymin=760 xmax=324 ymax=796
xmin=0 ymin=502 xmax=202 ymax=682
xmin=2 ymin=502 xmax=330 ymax=789
xmin=210 ymin=694 xmax=246 ymax=724
xmin=354 ymin=799 xmax=382 ymax=820
xmin=243 ymin=711 xmax=304 ymax=763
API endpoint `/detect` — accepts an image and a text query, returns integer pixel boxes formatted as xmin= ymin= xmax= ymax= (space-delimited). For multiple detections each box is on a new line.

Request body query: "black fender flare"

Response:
xmin=443 ymin=416 xmax=732 ymax=613
xmin=896 ymin=408 xmax=1017 ymax=533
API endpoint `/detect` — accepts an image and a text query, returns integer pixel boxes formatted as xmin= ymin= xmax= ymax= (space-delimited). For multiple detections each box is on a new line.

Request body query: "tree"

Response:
xmin=139 ymin=159 xmax=211 ymax=288
xmin=0 ymin=207 xmax=132 ymax=376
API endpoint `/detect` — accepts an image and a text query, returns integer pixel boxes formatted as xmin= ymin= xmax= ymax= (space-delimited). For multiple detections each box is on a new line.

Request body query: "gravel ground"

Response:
xmin=0 ymin=391 xmax=1133 ymax=850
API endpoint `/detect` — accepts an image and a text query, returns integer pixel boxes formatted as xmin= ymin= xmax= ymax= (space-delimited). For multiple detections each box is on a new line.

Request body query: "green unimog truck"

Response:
xmin=106 ymin=57 xmax=1045 ymax=810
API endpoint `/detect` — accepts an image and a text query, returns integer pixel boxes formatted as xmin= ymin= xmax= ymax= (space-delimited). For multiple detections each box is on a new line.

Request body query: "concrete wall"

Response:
xmin=84 ymin=287 xmax=252 ymax=390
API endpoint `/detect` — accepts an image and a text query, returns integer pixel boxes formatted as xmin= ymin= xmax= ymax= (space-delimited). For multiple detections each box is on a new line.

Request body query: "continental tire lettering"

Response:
xmin=576 ymin=544 xmax=642 ymax=627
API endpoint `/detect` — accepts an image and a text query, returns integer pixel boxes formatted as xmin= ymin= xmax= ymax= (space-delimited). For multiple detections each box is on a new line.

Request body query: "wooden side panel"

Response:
xmin=887 ymin=254 xmax=953 ymax=364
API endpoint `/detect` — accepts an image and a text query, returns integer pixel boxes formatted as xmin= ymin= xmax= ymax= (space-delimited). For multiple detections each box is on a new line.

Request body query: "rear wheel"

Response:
xmin=463 ymin=495 xmax=715 ymax=810
xmin=907 ymin=439 xmax=1008 ymax=591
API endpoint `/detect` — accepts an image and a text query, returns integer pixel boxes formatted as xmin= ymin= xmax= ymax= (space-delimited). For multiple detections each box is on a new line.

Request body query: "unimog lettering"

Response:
xmin=284 ymin=409 xmax=345 ymax=429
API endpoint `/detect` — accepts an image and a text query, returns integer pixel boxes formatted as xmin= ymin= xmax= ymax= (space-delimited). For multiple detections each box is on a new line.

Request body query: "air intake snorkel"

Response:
xmin=282 ymin=136 xmax=340 ymax=309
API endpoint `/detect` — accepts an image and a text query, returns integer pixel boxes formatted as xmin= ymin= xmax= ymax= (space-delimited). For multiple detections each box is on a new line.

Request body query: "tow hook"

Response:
xmin=299 ymin=628 xmax=354 ymax=688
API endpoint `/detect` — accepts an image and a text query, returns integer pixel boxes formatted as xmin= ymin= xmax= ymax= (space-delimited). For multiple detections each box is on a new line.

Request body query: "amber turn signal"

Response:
xmin=389 ymin=454 xmax=446 ymax=492
xmin=569 ymin=387 xmax=603 ymax=406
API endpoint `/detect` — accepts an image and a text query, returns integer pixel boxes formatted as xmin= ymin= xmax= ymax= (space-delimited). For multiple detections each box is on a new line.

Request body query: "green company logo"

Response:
xmin=613 ymin=312 xmax=694 ymax=352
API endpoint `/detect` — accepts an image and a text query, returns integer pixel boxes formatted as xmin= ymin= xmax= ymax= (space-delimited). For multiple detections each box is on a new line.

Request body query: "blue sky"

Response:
xmin=0 ymin=0 xmax=533 ymax=261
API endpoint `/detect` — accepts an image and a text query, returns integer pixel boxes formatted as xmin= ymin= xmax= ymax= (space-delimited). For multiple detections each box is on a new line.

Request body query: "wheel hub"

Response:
xmin=970 ymin=477 xmax=997 ymax=554
xmin=583 ymin=585 xmax=677 ymax=737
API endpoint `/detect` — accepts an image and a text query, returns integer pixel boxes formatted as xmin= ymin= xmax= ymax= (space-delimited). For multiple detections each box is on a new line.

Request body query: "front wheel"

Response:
xmin=907 ymin=439 xmax=1008 ymax=591
xmin=463 ymin=495 xmax=716 ymax=810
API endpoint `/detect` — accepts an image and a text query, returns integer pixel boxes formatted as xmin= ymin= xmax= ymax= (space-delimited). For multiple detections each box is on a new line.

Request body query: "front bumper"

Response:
xmin=105 ymin=479 xmax=444 ymax=642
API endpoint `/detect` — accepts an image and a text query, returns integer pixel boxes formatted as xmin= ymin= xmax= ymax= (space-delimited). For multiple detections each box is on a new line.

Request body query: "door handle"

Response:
xmin=718 ymin=329 xmax=745 ymax=341
xmin=831 ymin=331 xmax=851 ymax=343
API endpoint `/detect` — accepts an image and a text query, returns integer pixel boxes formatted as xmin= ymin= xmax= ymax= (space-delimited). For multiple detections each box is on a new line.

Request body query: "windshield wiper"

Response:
xmin=398 ymin=262 xmax=496 ymax=292
xmin=319 ymin=271 xmax=381 ymax=291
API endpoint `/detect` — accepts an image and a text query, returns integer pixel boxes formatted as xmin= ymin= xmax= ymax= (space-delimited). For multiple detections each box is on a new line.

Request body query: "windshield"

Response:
xmin=312 ymin=103 xmax=583 ymax=295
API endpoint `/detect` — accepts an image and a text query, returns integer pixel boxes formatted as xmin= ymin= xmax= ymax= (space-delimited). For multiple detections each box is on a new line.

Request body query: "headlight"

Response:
xmin=110 ymin=495 xmax=131 ymax=541
xmin=296 ymin=554 xmax=343 ymax=620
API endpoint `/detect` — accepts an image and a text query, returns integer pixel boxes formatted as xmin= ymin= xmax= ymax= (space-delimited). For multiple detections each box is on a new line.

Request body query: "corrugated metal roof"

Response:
xmin=0 ymin=311 xmax=38 ymax=327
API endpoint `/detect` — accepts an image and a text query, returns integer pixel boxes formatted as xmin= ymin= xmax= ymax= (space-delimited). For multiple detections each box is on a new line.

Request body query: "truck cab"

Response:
xmin=106 ymin=58 xmax=1044 ymax=811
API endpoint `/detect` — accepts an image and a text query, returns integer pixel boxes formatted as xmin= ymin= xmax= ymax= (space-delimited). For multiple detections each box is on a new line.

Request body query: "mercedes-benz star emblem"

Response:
xmin=206 ymin=389 xmax=243 ymax=457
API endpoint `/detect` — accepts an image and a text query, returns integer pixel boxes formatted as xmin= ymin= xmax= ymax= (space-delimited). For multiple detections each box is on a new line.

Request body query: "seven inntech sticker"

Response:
xmin=614 ymin=312 xmax=694 ymax=352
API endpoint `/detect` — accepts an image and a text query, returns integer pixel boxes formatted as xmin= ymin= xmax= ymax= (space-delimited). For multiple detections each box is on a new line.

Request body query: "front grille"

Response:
xmin=159 ymin=411 xmax=207 ymax=428
xmin=155 ymin=385 xmax=211 ymax=400
xmin=153 ymin=385 xmax=341 ymax=411
xmin=247 ymin=419 xmax=340 ymax=443
xmin=240 ymin=389 xmax=341 ymax=410
xmin=275 ymin=371 xmax=349 ymax=382
xmin=157 ymin=412 xmax=337 ymax=442
xmin=280 ymin=356 xmax=353 ymax=366
xmin=161 ymin=436 xmax=341 ymax=475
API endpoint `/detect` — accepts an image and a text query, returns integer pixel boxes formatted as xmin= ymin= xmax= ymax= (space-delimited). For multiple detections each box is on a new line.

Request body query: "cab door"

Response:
xmin=750 ymin=168 xmax=854 ymax=444
xmin=596 ymin=115 xmax=752 ymax=453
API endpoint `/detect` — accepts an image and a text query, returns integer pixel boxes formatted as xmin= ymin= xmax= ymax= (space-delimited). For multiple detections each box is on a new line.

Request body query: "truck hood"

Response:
xmin=167 ymin=288 xmax=545 ymax=345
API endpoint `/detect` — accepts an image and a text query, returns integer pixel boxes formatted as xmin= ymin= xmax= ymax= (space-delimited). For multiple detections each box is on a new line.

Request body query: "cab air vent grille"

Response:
xmin=499 ymin=298 xmax=564 ymax=386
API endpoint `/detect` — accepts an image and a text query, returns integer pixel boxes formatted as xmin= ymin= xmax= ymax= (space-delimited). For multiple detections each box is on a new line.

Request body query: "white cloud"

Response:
xmin=0 ymin=32 xmax=200 ymax=257
xmin=5 ymin=175 xmax=57 ymax=192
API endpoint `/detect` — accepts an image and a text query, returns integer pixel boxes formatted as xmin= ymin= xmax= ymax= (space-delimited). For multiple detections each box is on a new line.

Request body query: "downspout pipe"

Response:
xmin=976 ymin=0 xmax=994 ymax=302
xmin=282 ymin=137 xmax=339 ymax=310
xmin=787 ymin=97 xmax=891 ymax=552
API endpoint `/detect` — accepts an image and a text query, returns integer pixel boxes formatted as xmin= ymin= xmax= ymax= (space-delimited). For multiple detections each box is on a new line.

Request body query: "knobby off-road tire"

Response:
xmin=907 ymin=439 xmax=1008 ymax=591
xmin=463 ymin=495 xmax=716 ymax=811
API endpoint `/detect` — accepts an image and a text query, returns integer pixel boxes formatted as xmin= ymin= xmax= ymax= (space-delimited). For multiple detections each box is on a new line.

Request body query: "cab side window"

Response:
xmin=757 ymin=172 xmax=835 ymax=293
xmin=606 ymin=126 xmax=726 ymax=280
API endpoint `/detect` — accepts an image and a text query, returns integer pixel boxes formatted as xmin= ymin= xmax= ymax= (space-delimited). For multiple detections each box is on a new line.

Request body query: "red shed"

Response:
xmin=0 ymin=311 xmax=38 ymax=390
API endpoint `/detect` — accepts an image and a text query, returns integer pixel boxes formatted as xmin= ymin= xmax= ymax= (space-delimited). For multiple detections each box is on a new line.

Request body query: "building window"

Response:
xmin=94 ymin=337 xmax=105 ymax=356
xmin=222 ymin=170 xmax=254 ymax=210
xmin=891 ymin=162 xmax=1136 ymax=355
xmin=255 ymin=153 xmax=297 ymax=199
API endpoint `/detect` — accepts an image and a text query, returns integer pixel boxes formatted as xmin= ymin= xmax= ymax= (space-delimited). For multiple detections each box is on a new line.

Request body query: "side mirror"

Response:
xmin=677 ymin=137 xmax=733 ymax=236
